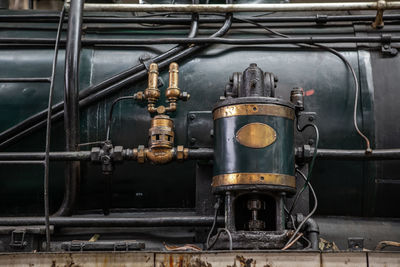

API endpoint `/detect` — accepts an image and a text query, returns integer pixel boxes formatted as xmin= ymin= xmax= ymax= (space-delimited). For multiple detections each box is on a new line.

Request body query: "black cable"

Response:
xmin=43 ymin=5 xmax=65 ymax=251
xmin=284 ymin=169 xmax=318 ymax=248
xmin=106 ymin=96 xmax=135 ymax=142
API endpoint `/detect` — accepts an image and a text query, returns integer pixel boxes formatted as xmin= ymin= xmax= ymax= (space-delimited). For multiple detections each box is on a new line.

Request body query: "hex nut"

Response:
xmin=137 ymin=145 xmax=145 ymax=164
xmin=180 ymin=91 xmax=190 ymax=101
xmin=176 ymin=145 xmax=184 ymax=161
xmin=113 ymin=146 xmax=123 ymax=162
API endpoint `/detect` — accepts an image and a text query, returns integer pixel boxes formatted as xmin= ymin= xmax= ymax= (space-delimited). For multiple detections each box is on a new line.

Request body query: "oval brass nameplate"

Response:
xmin=236 ymin=123 xmax=276 ymax=148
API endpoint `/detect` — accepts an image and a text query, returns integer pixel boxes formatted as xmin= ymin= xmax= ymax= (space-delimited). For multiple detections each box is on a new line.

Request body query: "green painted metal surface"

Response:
xmin=0 ymin=11 xmax=387 ymax=217
xmin=213 ymin=111 xmax=294 ymax=177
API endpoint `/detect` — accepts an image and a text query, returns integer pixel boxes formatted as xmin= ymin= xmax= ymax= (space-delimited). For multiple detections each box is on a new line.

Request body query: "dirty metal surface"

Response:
xmin=0 ymin=251 xmax=398 ymax=267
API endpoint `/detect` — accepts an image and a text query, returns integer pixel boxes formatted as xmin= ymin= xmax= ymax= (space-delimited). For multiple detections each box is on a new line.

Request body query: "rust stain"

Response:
xmin=178 ymin=255 xmax=183 ymax=267
xmin=170 ymin=254 xmax=174 ymax=267
xmin=188 ymin=258 xmax=212 ymax=267
xmin=236 ymin=256 xmax=254 ymax=267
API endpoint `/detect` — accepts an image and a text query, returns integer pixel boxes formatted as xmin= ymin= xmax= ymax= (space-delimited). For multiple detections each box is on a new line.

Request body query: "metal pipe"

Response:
xmin=56 ymin=0 xmax=85 ymax=217
xmin=316 ymin=148 xmax=400 ymax=160
xmin=43 ymin=6 xmax=65 ymax=251
xmin=2 ymin=14 xmax=400 ymax=24
xmin=0 ymin=216 xmax=224 ymax=227
xmin=0 ymin=77 xmax=50 ymax=83
xmin=2 ymin=147 xmax=400 ymax=162
xmin=75 ymin=2 xmax=400 ymax=13
xmin=2 ymin=35 xmax=400 ymax=46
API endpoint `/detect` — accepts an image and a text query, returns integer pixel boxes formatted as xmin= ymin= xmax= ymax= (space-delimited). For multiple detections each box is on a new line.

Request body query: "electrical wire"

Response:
xmin=106 ymin=96 xmax=135 ymax=142
xmin=207 ymin=228 xmax=233 ymax=251
xmin=282 ymin=233 xmax=303 ymax=250
xmin=206 ymin=198 xmax=220 ymax=250
xmin=43 ymin=5 xmax=65 ymax=251
xmin=284 ymin=169 xmax=318 ymax=248
xmin=289 ymin=122 xmax=319 ymax=214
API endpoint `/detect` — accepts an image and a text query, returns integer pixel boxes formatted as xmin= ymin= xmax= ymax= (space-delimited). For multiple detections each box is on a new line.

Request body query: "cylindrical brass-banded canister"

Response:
xmin=212 ymin=97 xmax=295 ymax=193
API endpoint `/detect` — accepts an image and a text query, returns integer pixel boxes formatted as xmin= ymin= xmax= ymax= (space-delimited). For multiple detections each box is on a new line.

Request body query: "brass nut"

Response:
xmin=176 ymin=145 xmax=185 ymax=161
xmin=134 ymin=91 xmax=145 ymax=101
xmin=137 ymin=145 xmax=146 ymax=164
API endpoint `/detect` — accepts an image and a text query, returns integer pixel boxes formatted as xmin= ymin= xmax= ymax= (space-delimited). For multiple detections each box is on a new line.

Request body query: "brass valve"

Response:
xmin=134 ymin=63 xmax=160 ymax=113
xmin=131 ymin=63 xmax=190 ymax=164
xmin=165 ymin=62 xmax=190 ymax=113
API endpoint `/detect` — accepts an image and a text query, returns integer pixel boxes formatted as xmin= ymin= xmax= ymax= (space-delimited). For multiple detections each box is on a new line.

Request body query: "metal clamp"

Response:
xmin=315 ymin=14 xmax=328 ymax=25
xmin=114 ymin=241 xmax=130 ymax=251
xmin=9 ymin=230 xmax=27 ymax=249
xmin=372 ymin=0 xmax=386 ymax=29
xmin=381 ymin=34 xmax=398 ymax=56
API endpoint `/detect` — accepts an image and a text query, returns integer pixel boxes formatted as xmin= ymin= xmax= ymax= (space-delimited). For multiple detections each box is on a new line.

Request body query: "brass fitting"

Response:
xmin=165 ymin=62 xmax=190 ymax=113
xmin=134 ymin=63 xmax=160 ymax=113
xmin=148 ymin=115 xmax=174 ymax=149
xmin=145 ymin=148 xmax=174 ymax=165
xmin=372 ymin=0 xmax=386 ymax=29
xmin=176 ymin=145 xmax=189 ymax=162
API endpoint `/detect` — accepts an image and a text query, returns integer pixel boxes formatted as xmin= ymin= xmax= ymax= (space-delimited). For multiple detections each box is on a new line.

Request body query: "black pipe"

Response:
xmin=0 ymin=8 xmax=230 ymax=150
xmin=0 ymin=216 xmax=224 ymax=227
xmin=43 ymin=6 xmax=66 ymax=251
xmin=1 ymin=35 xmax=400 ymax=46
xmin=304 ymin=218 xmax=319 ymax=250
xmin=0 ymin=77 xmax=50 ymax=83
xmin=1 ymin=14 xmax=400 ymax=24
xmin=2 ymin=147 xmax=400 ymax=162
xmin=55 ymin=0 xmax=85 ymax=217
xmin=316 ymin=148 xmax=400 ymax=160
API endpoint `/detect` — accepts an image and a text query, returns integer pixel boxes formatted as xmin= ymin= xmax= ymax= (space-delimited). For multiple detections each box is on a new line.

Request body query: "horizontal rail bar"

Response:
xmin=0 ymin=77 xmax=51 ymax=83
xmin=2 ymin=14 xmax=400 ymax=24
xmin=74 ymin=2 xmax=400 ymax=13
xmin=1 ymin=36 xmax=400 ymax=46
xmin=0 ymin=216 xmax=224 ymax=227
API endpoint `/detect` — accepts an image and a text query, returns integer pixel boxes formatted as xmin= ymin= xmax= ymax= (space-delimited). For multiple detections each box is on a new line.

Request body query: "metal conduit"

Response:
xmin=73 ymin=2 xmax=400 ymax=13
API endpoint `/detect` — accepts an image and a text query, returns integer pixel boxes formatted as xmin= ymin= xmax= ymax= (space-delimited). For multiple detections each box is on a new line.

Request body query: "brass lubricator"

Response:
xmin=133 ymin=62 xmax=189 ymax=164
xmin=134 ymin=62 xmax=190 ymax=115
